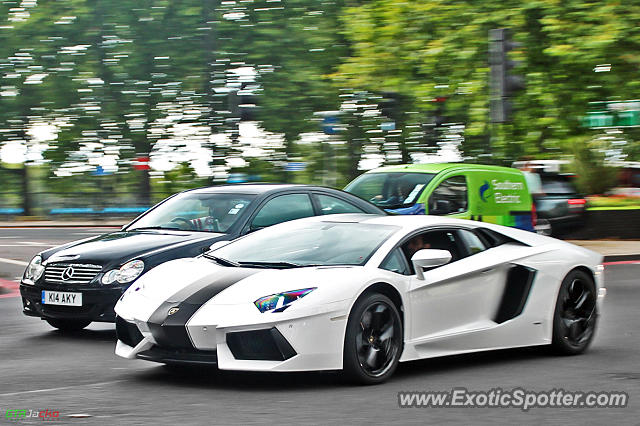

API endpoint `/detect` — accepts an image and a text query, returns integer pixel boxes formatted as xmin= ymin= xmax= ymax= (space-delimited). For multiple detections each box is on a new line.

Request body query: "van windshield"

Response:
xmin=345 ymin=172 xmax=436 ymax=209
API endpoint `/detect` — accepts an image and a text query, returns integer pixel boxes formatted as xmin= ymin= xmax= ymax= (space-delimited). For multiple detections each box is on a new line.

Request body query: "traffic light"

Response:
xmin=489 ymin=28 xmax=525 ymax=123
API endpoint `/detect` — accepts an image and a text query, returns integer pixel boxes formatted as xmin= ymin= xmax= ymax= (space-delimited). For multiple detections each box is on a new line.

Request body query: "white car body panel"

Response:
xmin=114 ymin=214 xmax=605 ymax=373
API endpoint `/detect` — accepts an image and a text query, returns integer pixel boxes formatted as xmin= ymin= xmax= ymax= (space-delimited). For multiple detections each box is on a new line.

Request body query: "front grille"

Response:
xmin=44 ymin=263 xmax=102 ymax=285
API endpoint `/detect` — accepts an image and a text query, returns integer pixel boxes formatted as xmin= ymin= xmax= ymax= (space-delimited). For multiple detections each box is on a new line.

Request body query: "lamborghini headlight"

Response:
xmin=102 ymin=260 xmax=145 ymax=285
xmin=23 ymin=255 xmax=44 ymax=285
xmin=254 ymin=288 xmax=316 ymax=313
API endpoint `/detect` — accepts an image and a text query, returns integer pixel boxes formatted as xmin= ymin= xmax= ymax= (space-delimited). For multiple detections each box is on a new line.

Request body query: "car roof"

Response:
xmin=183 ymin=184 xmax=351 ymax=195
xmin=364 ymin=162 xmax=522 ymax=175
xmin=296 ymin=213 xmax=552 ymax=247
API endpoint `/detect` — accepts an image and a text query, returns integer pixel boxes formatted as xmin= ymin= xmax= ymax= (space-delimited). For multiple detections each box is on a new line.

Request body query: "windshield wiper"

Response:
xmin=128 ymin=226 xmax=181 ymax=231
xmin=203 ymin=254 xmax=239 ymax=267
xmin=236 ymin=261 xmax=317 ymax=269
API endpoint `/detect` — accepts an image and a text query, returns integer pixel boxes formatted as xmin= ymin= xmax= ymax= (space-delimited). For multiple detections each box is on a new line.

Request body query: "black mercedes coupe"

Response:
xmin=19 ymin=184 xmax=384 ymax=331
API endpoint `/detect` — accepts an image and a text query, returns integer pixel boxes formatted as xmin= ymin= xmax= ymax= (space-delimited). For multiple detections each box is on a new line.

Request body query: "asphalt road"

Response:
xmin=0 ymin=228 xmax=638 ymax=425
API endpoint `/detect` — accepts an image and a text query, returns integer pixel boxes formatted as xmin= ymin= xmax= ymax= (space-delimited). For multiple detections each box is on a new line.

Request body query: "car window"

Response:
xmin=345 ymin=172 xmax=436 ymax=209
xmin=428 ymin=175 xmax=468 ymax=215
xmin=401 ymin=230 xmax=462 ymax=273
xmin=457 ymin=229 xmax=487 ymax=256
xmin=380 ymin=248 xmax=410 ymax=275
xmin=127 ymin=192 xmax=255 ymax=233
xmin=251 ymin=194 xmax=315 ymax=229
xmin=316 ymin=194 xmax=365 ymax=215
xmin=540 ymin=175 xmax=577 ymax=195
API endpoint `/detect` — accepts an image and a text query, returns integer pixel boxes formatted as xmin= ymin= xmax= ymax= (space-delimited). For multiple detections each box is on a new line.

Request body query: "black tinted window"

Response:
xmin=316 ymin=194 xmax=365 ymax=215
xmin=541 ymin=176 xmax=576 ymax=195
xmin=251 ymin=194 xmax=314 ymax=229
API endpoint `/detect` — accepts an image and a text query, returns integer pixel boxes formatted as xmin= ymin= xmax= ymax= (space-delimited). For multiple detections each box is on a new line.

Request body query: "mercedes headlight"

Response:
xmin=102 ymin=260 xmax=145 ymax=285
xmin=23 ymin=255 xmax=44 ymax=285
xmin=254 ymin=288 xmax=316 ymax=313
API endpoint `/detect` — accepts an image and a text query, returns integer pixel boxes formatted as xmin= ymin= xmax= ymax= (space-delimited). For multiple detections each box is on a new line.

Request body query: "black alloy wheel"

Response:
xmin=343 ymin=293 xmax=402 ymax=384
xmin=552 ymin=270 xmax=598 ymax=354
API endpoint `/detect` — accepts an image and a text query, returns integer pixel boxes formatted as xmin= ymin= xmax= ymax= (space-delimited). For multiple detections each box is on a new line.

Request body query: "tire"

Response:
xmin=551 ymin=270 xmax=598 ymax=355
xmin=343 ymin=293 xmax=403 ymax=385
xmin=46 ymin=319 xmax=91 ymax=331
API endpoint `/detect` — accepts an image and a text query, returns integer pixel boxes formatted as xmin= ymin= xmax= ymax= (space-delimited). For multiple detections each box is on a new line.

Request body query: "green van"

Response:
xmin=344 ymin=163 xmax=535 ymax=231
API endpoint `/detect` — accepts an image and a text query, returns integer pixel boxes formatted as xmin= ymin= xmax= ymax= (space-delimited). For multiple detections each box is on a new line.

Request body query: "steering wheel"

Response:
xmin=170 ymin=217 xmax=194 ymax=230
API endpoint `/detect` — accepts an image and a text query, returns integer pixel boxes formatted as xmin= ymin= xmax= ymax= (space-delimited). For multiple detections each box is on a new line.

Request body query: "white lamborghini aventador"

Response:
xmin=114 ymin=214 xmax=606 ymax=384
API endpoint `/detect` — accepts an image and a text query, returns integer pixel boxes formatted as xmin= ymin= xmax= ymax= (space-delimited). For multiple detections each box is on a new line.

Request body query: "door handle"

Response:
xmin=480 ymin=268 xmax=495 ymax=274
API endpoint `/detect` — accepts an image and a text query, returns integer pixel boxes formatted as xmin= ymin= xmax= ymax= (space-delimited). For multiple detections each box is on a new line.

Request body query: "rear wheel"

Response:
xmin=343 ymin=293 xmax=402 ymax=385
xmin=551 ymin=270 xmax=597 ymax=355
xmin=46 ymin=319 xmax=91 ymax=331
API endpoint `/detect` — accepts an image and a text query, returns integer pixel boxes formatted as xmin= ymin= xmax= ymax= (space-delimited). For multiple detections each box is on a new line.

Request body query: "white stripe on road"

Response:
xmin=0 ymin=380 xmax=126 ymax=397
xmin=0 ymin=257 xmax=28 ymax=266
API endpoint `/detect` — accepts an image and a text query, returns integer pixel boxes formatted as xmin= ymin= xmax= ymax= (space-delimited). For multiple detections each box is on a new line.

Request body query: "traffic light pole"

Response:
xmin=489 ymin=28 xmax=525 ymax=158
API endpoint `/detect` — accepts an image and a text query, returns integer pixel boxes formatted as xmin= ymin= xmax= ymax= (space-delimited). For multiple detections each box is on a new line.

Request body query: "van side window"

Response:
xmin=428 ymin=175 xmax=468 ymax=215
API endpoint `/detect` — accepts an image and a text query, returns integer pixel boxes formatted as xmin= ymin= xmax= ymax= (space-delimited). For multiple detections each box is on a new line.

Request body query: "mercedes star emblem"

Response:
xmin=61 ymin=266 xmax=75 ymax=281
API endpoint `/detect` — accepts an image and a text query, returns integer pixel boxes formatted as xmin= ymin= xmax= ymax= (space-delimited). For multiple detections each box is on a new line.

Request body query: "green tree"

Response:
xmin=334 ymin=0 xmax=640 ymax=164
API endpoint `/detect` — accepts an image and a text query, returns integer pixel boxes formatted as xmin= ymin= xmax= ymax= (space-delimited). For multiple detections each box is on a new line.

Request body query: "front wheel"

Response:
xmin=551 ymin=270 xmax=598 ymax=355
xmin=46 ymin=319 xmax=91 ymax=331
xmin=343 ymin=293 xmax=403 ymax=385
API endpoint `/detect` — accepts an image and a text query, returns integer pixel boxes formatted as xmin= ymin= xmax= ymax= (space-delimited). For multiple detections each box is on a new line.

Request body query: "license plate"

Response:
xmin=41 ymin=291 xmax=82 ymax=306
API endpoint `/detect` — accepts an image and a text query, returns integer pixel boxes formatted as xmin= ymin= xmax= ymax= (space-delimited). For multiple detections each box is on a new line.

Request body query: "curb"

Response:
xmin=0 ymin=279 xmax=20 ymax=299
xmin=603 ymin=254 xmax=640 ymax=263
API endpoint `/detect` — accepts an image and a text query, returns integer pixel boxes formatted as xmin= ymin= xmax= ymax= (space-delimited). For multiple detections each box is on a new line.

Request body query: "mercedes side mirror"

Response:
xmin=412 ymin=249 xmax=452 ymax=280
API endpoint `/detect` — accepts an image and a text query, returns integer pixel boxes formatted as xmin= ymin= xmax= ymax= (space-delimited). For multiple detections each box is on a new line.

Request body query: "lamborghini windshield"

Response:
xmin=208 ymin=221 xmax=399 ymax=267
xmin=345 ymin=172 xmax=436 ymax=210
xmin=126 ymin=192 xmax=256 ymax=233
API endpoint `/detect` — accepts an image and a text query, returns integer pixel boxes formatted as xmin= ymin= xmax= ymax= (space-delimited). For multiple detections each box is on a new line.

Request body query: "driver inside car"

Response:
xmin=188 ymin=204 xmax=223 ymax=232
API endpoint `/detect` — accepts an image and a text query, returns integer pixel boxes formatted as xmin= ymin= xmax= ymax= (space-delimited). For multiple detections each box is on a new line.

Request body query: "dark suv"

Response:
xmin=533 ymin=174 xmax=586 ymax=236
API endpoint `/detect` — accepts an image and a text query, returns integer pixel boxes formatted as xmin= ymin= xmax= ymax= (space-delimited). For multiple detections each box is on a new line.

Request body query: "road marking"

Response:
xmin=0 ymin=380 xmax=126 ymax=397
xmin=0 ymin=244 xmax=54 ymax=247
xmin=0 ymin=257 xmax=28 ymax=266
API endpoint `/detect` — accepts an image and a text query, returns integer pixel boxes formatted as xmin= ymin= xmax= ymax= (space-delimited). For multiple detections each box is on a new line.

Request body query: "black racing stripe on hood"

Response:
xmin=147 ymin=267 xmax=259 ymax=349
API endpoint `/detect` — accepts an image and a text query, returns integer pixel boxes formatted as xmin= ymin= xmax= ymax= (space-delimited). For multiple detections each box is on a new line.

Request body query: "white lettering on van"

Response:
xmin=491 ymin=179 xmax=524 ymax=190
xmin=494 ymin=193 xmax=521 ymax=204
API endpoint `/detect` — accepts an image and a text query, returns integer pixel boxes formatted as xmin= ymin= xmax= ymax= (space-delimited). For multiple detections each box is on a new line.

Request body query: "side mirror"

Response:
xmin=208 ymin=240 xmax=230 ymax=251
xmin=431 ymin=199 xmax=453 ymax=215
xmin=411 ymin=249 xmax=452 ymax=280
